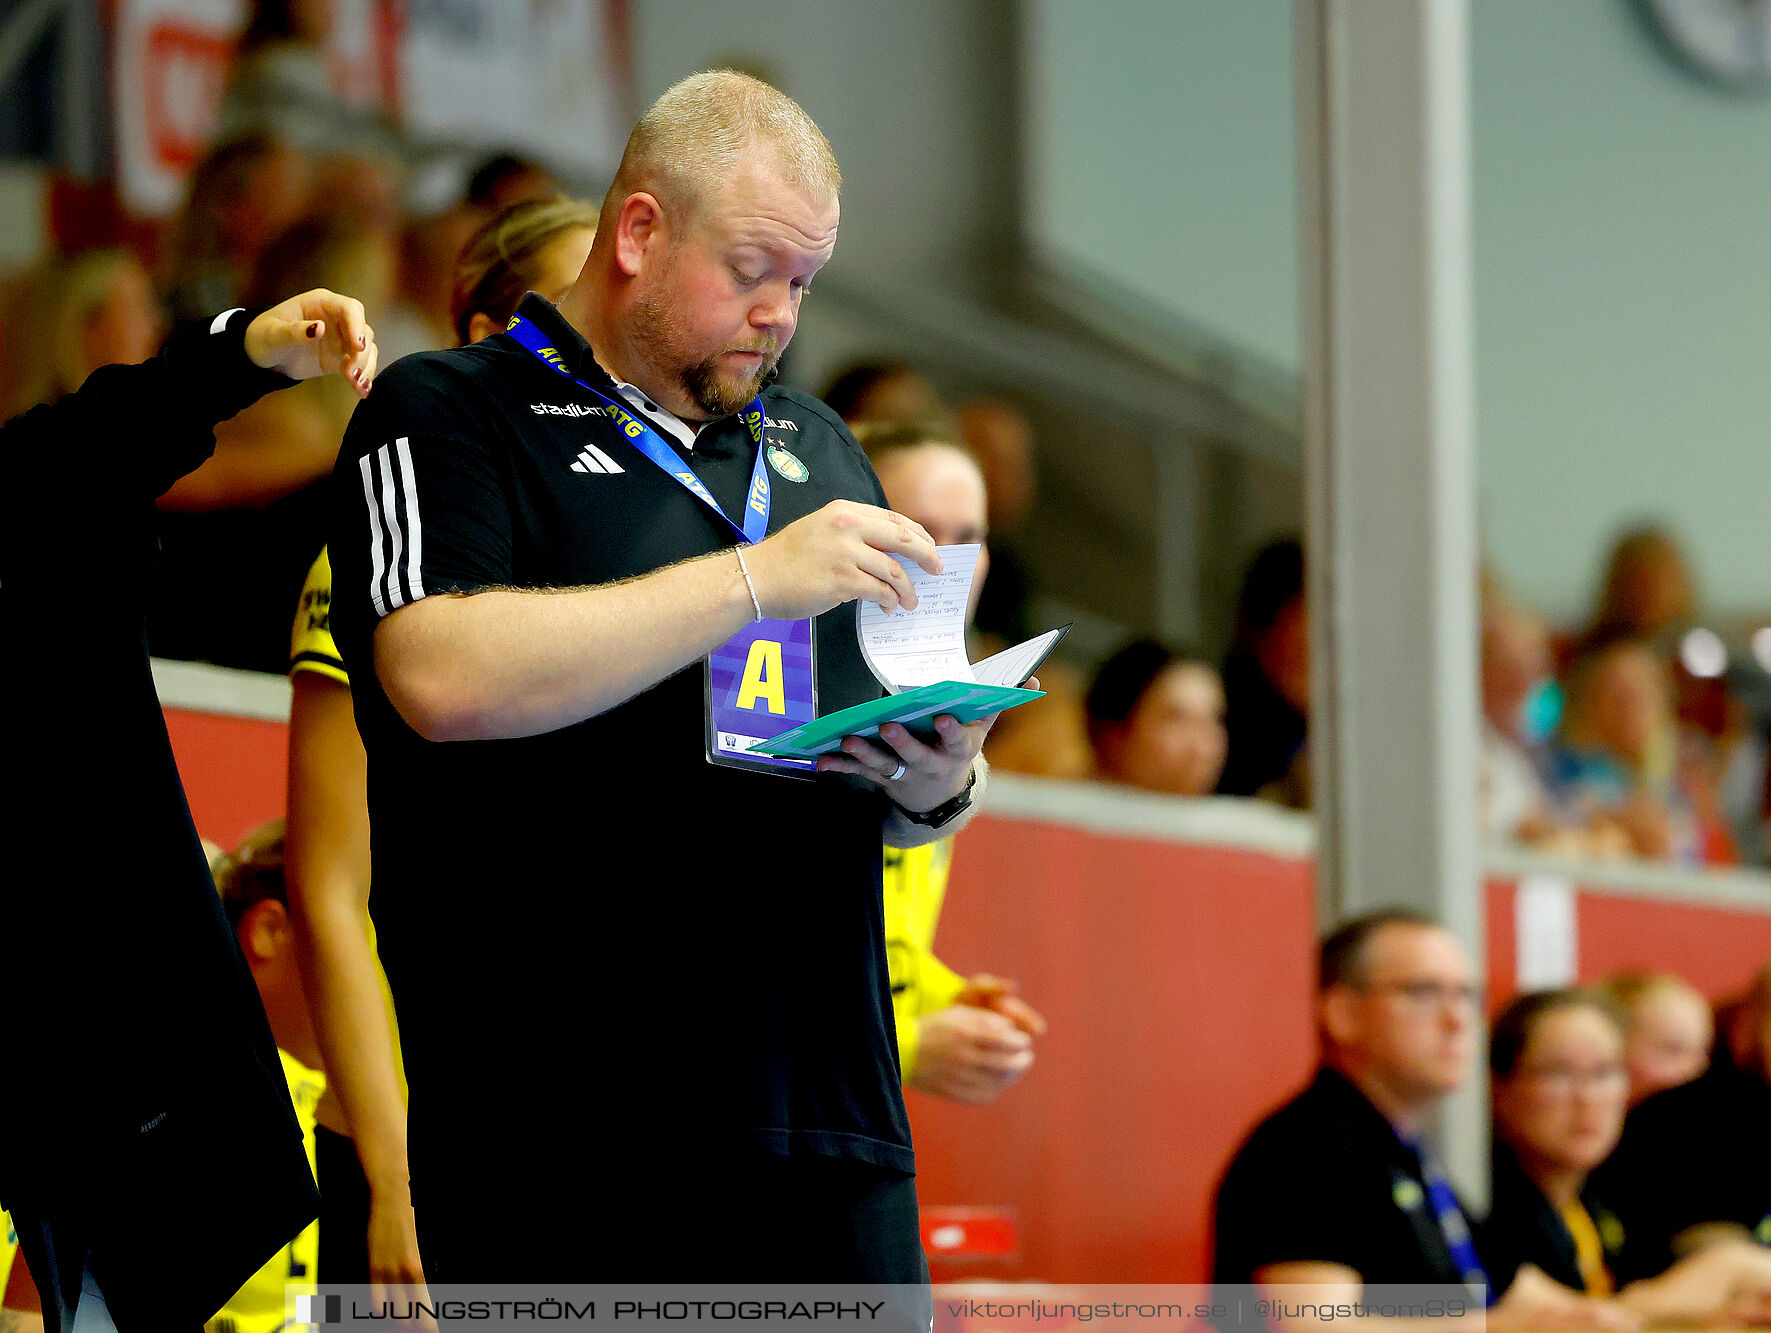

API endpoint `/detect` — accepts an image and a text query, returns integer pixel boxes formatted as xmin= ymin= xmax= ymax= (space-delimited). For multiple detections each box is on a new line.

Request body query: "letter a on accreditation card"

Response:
xmin=705 ymin=617 xmax=820 ymax=777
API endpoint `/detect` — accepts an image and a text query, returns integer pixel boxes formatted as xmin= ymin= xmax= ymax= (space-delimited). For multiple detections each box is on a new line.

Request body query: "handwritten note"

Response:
xmin=857 ymin=545 xmax=982 ymax=691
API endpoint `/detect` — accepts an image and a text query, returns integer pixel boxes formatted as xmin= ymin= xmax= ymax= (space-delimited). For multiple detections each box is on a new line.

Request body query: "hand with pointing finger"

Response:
xmin=244 ymin=287 xmax=380 ymax=398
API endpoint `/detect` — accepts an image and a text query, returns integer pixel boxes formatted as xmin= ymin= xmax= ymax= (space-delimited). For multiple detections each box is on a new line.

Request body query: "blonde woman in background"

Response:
xmin=1 ymin=249 xmax=164 ymax=422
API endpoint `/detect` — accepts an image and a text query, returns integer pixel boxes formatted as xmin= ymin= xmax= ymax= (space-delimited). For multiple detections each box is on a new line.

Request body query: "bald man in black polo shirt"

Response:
xmin=1211 ymin=910 xmax=1631 ymax=1329
xmin=330 ymin=71 xmax=1002 ymax=1289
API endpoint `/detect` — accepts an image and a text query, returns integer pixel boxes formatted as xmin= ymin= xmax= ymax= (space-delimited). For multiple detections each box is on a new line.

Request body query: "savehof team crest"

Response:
xmin=766 ymin=443 xmax=809 ymax=482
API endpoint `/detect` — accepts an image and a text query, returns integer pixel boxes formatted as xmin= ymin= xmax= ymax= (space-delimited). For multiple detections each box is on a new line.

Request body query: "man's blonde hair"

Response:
xmin=600 ymin=70 xmax=840 ymax=234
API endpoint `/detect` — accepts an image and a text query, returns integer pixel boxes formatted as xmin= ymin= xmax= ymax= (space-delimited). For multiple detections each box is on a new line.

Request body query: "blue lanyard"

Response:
xmin=1410 ymin=1138 xmax=1493 ymax=1305
xmin=505 ymin=314 xmax=772 ymax=545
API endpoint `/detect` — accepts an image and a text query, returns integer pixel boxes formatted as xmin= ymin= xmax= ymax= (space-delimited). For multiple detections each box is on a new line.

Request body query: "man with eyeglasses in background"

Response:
xmin=1209 ymin=910 xmax=1631 ymax=1329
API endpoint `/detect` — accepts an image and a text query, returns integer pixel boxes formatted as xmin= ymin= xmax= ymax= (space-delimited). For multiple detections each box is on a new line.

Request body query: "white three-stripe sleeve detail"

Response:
xmin=393 ymin=436 xmax=424 ymax=604
xmin=375 ymin=446 xmax=407 ymax=610
xmin=360 ymin=451 xmax=390 ymax=618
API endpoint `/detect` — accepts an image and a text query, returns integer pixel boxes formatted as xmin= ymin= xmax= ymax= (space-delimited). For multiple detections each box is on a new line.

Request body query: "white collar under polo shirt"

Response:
xmin=608 ymin=378 xmax=701 ymax=451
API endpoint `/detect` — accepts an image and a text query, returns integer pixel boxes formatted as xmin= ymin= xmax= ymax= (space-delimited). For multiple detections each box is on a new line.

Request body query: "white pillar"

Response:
xmin=1293 ymin=0 xmax=1486 ymax=1201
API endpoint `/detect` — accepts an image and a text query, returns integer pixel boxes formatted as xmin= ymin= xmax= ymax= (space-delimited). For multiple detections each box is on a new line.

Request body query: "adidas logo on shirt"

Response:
xmin=569 ymin=443 xmax=626 ymax=475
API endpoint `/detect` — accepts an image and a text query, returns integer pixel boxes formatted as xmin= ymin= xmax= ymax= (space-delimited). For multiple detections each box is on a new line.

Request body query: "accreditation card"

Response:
xmin=705 ymin=615 xmax=820 ymax=778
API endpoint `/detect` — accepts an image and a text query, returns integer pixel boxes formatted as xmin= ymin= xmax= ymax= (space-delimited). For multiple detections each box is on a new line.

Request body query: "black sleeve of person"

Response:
xmin=1212 ymin=1126 xmax=1376 ymax=1282
xmin=0 ymin=306 xmax=291 ymax=502
xmin=1590 ymin=1077 xmax=1761 ymax=1281
xmin=327 ymin=354 xmax=516 ymax=683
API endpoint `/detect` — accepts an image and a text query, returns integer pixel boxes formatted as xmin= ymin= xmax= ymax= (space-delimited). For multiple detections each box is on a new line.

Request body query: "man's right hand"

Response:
xmin=745 ymin=500 xmax=940 ymax=619
xmin=909 ymin=1003 xmax=1036 ymax=1105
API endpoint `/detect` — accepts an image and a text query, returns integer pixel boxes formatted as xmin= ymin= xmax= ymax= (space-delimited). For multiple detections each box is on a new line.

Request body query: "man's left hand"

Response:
xmin=818 ymin=676 xmax=1035 ymax=812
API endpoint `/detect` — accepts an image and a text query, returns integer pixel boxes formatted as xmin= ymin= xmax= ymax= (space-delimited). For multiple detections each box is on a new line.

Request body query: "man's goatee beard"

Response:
xmin=683 ymin=353 xmax=775 ymax=418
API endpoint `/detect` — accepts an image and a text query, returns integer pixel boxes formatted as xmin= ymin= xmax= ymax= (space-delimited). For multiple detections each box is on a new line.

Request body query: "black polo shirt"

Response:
xmin=328 ymin=295 xmax=912 ymax=1211
xmin=1211 ymin=1068 xmax=1482 ymax=1289
xmin=1478 ymin=1141 xmax=1636 ymax=1294
xmin=1591 ymin=1059 xmax=1771 ymax=1277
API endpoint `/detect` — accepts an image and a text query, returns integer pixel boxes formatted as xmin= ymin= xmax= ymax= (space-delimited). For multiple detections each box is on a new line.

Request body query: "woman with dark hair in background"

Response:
xmin=1215 ymin=537 xmax=1310 ymax=803
xmin=1484 ymin=988 xmax=1771 ymax=1322
xmin=1085 ymin=638 xmax=1227 ymax=797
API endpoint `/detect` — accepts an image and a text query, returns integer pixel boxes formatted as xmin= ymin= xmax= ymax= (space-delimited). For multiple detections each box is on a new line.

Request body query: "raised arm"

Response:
xmin=2 ymin=289 xmax=375 ymax=501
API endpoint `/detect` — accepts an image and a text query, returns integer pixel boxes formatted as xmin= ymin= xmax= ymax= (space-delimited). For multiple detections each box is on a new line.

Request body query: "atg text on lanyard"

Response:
xmin=505 ymin=313 xmax=771 ymax=544
xmin=505 ymin=313 xmax=820 ymax=778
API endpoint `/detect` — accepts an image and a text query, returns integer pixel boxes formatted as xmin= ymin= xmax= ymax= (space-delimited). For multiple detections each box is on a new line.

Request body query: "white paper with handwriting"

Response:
xmin=856 ymin=544 xmax=1066 ymax=692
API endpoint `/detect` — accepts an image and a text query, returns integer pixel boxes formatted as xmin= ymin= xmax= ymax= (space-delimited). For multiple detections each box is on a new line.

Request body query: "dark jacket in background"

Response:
xmin=1592 ymin=1057 xmax=1771 ymax=1279
xmin=1215 ymin=649 xmax=1307 ymax=798
xmin=0 ymin=312 xmax=321 ymax=1329
xmin=1479 ymin=1140 xmax=1644 ymax=1293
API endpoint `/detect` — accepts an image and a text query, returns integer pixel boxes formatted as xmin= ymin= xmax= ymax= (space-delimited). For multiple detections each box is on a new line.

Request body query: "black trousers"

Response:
xmin=417 ymin=1152 xmax=929 ymax=1286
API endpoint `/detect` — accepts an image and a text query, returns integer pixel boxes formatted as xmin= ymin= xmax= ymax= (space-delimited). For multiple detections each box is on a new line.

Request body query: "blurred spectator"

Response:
xmin=1211 ymin=911 xmax=1613 ymax=1323
xmin=1216 ymin=537 xmax=1310 ymax=805
xmin=160 ymin=134 xmax=315 ymax=323
xmin=1580 ymin=526 xmax=1697 ymax=653
xmin=1 ymin=248 xmax=166 ymax=421
xmin=1484 ymin=988 xmax=1771 ymax=1319
xmin=1579 ymin=525 xmax=1765 ymax=864
xmin=451 ymin=196 xmax=598 ymax=346
xmin=151 ymin=215 xmax=396 ymax=671
xmin=1598 ymin=972 xmax=1715 ymax=1107
xmin=1480 ymin=581 xmax=1559 ymax=843
xmin=211 ymin=820 xmax=327 ymax=1332
xmin=218 ymin=0 xmax=401 ymax=162
xmin=465 ymin=152 xmax=561 ymax=215
xmin=1596 ymin=961 xmax=1771 ymax=1280
xmin=961 ymin=397 xmax=1040 ymax=647
xmin=821 ymin=359 xmax=947 ymax=427
xmin=381 ymin=153 xmax=564 ymax=363
xmin=960 ymin=399 xmax=1037 ymax=535
xmin=1544 ymin=637 xmax=1697 ymax=861
xmin=1085 ymin=638 xmax=1227 ymax=796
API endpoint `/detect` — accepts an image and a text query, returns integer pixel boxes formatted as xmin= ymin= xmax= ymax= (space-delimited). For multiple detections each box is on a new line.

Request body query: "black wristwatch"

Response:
xmin=894 ymin=766 xmax=978 ymax=829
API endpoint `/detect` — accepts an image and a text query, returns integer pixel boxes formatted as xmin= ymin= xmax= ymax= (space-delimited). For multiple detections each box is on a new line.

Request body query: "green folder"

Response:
xmin=745 ymin=681 xmax=1045 ymax=759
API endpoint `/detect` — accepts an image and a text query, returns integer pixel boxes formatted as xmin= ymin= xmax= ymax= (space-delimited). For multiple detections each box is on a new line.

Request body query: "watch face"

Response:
xmin=1635 ymin=0 xmax=1771 ymax=93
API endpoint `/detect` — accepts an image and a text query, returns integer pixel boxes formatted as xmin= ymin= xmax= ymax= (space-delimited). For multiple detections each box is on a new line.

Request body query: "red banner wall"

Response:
xmin=163 ymin=694 xmax=1771 ymax=1285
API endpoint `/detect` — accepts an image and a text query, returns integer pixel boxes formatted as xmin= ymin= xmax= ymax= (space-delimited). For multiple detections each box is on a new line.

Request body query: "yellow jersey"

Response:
xmin=205 ymin=1051 xmax=323 ymax=1333
xmin=289 ymin=548 xmax=408 ymax=1104
xmin=0 ymin=1208 xmax=17 ymax=1303
xmin=882 ymin=838 xmax=966 ymax=1081
xmin=290 ymin=548 xmax=348 ymax=686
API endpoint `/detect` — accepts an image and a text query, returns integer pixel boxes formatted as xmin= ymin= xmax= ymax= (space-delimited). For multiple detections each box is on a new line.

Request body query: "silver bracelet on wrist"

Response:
xmin=734 ymin=545 xmax=763 ymax=622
